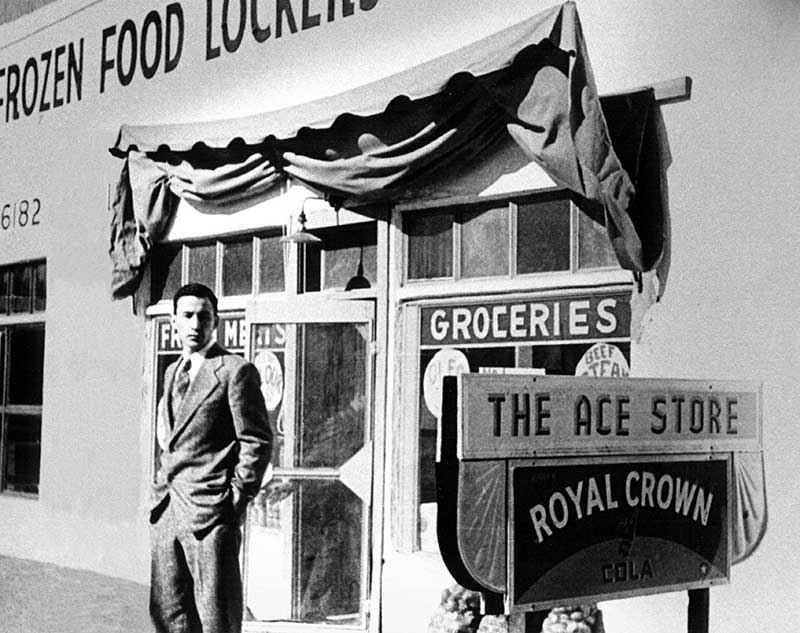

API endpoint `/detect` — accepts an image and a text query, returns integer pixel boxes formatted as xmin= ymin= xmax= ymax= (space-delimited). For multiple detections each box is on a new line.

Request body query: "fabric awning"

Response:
xmin=109 ymin=1 xmax=670 ymax=299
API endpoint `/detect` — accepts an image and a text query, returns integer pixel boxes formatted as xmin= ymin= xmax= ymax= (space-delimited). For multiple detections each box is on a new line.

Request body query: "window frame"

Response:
xmin=401 ymin=190 xmax=619 ymax=287
xmin=0 ymin=258 xmax=46 ymax=498
xmin=241 ymin=303 xmax=376 ymax=630
xmin=391 ymin=192 xmax=634 ymax=553
xmin=147 ymin=222 xmax=380 ymax=311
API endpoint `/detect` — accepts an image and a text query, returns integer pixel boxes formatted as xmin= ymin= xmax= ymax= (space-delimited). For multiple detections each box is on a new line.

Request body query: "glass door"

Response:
xmin=243 ymin=298 xmax=374 ymax=629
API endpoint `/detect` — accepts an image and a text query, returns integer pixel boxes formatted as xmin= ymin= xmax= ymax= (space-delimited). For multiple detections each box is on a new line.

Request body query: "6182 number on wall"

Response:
xmin=1 ymin=198 xmax=41 ymax=230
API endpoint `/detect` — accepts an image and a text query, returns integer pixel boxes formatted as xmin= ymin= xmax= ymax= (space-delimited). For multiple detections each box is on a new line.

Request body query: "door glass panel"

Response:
xmin=297 ymin=323 xmax=368 ymax=469
xmin=245 ymin=316 xmax=371 ymax=628
xmin=246 ymin=480 xmax=364 ymax=624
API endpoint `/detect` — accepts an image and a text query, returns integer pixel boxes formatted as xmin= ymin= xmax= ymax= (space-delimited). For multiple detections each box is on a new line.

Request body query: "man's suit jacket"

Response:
xmin=151 ymin=343 xmax=272 ymax=532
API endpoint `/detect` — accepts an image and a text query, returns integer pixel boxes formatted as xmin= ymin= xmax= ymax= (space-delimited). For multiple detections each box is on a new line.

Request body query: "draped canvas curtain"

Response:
xmin=109 ymin=1 xmax=668 ymax=299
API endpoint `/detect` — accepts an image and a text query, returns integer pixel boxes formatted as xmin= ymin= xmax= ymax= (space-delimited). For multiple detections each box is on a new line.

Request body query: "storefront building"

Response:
xmin=1 ymin=2 xmax=797 ymax=632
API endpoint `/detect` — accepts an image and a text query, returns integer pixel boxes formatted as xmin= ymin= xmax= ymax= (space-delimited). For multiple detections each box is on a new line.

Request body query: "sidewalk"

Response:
xmin=0 ymin=555 xmax=151 ymax=633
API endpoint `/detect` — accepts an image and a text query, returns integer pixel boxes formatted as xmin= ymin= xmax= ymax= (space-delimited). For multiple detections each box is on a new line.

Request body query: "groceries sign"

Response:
xmin=421 ymin=292 xmax=629 ymax=347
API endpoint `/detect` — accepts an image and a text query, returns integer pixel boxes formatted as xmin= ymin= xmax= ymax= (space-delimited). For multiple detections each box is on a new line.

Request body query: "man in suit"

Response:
xmin=150 ymin=282 xmax=272 ymax=633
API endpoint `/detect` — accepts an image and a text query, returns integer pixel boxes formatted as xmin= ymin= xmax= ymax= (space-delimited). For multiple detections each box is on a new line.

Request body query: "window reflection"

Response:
xmin=245 ymin=478 xmax=365 ymax=624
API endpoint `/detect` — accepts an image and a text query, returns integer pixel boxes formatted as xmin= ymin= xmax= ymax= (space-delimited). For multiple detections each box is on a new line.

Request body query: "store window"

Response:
xmin=149 ymin=222 xmax=377 ymax=305
xmin=412 ymin=290 xmax=631 ymax=551
xmin=0 ymin=260 xmax=46 ymax=496
xmin=404 ymin=192 xmax=617 ymax=282
xmin=150 ymin=232 xmax=283 ymax=305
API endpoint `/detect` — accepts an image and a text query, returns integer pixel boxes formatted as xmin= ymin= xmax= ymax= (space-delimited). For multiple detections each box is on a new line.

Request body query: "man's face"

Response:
xmin=173 ymin=295 xmax=218 ymax=354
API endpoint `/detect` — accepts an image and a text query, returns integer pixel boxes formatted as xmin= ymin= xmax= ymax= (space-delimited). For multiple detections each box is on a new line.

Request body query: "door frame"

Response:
xmin=243 ymin=295 xmax=385 ymax=633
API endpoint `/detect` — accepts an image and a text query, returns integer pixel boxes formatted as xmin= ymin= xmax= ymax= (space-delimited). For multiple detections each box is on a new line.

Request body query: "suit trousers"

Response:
xmin=150 ymin=501 xmax=243 ymax=633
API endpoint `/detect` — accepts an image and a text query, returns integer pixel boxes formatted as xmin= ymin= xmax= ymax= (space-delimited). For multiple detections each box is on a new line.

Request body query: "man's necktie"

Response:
xmin=171 ymin=358 xmax=192 ymax=418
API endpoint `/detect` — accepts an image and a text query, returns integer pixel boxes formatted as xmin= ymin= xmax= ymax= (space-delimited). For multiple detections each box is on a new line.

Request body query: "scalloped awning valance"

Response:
xmin=108 ymin=1 xmax=669 ymax=299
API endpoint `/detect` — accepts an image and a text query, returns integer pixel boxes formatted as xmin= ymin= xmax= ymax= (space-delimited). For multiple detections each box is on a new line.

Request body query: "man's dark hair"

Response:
xmin=173 ymin=283 xmax=219 ymax=315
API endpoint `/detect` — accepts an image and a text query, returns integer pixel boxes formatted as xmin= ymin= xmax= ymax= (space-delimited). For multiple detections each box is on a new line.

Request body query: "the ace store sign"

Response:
xmin=452 ymin=375 xmax=762 ymax=609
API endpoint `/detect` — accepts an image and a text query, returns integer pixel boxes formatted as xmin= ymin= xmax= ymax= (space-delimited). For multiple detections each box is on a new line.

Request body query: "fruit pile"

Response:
xmin=541 ymin=605 xmax=602 ymax=633
xmin=428 ymin=584 xmax=482 ymax=633
xmin=428 ymin=585 xmax=604 ymax=633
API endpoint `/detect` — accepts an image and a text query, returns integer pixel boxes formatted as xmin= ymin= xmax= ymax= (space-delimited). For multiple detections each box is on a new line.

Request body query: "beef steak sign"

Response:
xmin=436 ymin=375 xmax=765 ymax=612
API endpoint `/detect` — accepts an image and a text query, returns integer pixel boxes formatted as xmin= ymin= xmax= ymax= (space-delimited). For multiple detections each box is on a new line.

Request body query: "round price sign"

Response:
xmin=254 ymin=350 xmax=284 ymax=410
xmin=575 ymin=343 xmax=629 ymax=377
xmin=423 ymin=348 xmax=470 ymax=417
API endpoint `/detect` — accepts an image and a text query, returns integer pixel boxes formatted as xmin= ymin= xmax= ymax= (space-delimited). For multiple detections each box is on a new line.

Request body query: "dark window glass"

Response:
xmin=406 ymin=212 xmax=453 ymax=280
xmin=259 ymin=236 xmax=285 ymax=293
xmin=302 ymin=243 xmax=321 ymax=293
xmin=222 ymin=239 xmax=253 ymax=297
xmin=32 ymin=262 xmax=46 ymax=312
xmin=0 ymin=330 xmax=5 ymax=402
xmin=322 ymin=225 xmax=377 ymax=290
xmin=577 ymin=208 xmax=618 ymax=269
xmin=150 ymin=245 xmax=182 ymax=305
xmin=8 ymin=326 xmax=45 ymax=406
xmin=4 ymin=414 xmax=41 ymax=494
xmin=461 ymin=206 xmax=509 ymax=278
xmin=516 ymin=198 xmax=571 ymax=273
xmin=0 ymin=269 xmax=8 ymax=314
xmin=9 ymin=264 xmax=32 ymax=313
xmin=527 ymin=342 xmax=630 ymax=375
xmin=0 ymin=262 xmax=45 ymax=497
xmin=297 ymin=323 xmax=367 ymax=469
xmin=187 ymin=243 xmax=216 ymax=290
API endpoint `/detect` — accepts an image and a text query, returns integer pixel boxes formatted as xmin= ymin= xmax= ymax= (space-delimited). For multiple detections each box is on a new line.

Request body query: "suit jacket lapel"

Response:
xmin=169 ymin=347 xmax=223 ymax=449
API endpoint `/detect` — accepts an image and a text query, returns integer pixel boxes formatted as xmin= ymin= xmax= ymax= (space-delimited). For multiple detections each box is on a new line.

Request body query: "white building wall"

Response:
xmin=0 ymin=0 xmax=797 ymax=630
